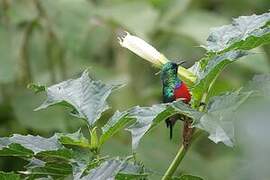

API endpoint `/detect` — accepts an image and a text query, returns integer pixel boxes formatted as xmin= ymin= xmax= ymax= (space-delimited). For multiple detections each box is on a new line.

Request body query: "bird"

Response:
xmin=160 ymin=62 xmax=192 ymax=146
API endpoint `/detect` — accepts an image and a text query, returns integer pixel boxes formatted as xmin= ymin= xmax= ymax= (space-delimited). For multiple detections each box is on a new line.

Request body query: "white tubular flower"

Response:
xmin=118 ymin=32 xmax=167 ymax=66
xmin=118 ymin=31 xmax=197 ymax=85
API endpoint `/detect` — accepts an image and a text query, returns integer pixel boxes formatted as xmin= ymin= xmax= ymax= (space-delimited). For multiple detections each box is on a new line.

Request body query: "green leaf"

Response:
xmin=0 ymin=134 xmax=62 ymax=157
xmin=100 ymin=100 xmax=200 ymax=149
xmin=206 ymin=90 xmax=253 ymax=112
xmin=100 ymin=111 xmax=134 ymax=145
xmin=191 ymin=12 xmax=270 ymax=103
xmin=204 ymin=12 xmax=270 ymax=52
xmin=75 ymin=158 xmax=149 ymax=180
xmin=126 ymin=100 xmax=200 ymax=150
xmin=21 ymin=161 xmax=72 ymax=179
xmin=78 ymin=159 xmax=124 ymax=180
xmin=194 ymin=90 xmax=252 ymax=147
xmin=125 ymin=104 xmax=168 ymax=150
xmin=25 ymin=158 xmax=46 ymax=169
xmin=35 ymin=70 xmax=123 ymax=126
xmin=173 ymin=174 xmax=204 ymax=180
xmin=0 ymin=142 xmax=33 ymax=157
xmin=170 ymin=100 xmax=204 ymax=121
xmin=36 ymin=148 xmax=74 ymax=162
xmin=190 ymin=50 xmax=249 ymax=102
xmin=116 ymin=161 xmax=149 ymax=180
xmin=0 ymin=171 xmax=20 ymax=180
xmin=58 ymin=129 xmax=90 ymax=148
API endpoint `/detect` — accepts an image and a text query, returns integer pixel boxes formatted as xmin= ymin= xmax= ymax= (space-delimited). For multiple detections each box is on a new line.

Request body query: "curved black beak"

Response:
xmin=176 ymin=60 xmax=186 ymax=66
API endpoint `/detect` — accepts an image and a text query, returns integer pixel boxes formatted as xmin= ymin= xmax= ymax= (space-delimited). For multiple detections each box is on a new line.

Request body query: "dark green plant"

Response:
xmin=0 ymin=12 xmax=270 ymax=180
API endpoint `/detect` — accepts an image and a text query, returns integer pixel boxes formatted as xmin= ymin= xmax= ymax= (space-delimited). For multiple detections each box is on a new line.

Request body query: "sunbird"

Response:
xmin=161 ymin=62 xmax=192 ymax=145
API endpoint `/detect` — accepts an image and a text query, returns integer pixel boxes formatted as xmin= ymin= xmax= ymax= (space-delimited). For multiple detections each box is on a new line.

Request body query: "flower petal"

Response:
xmin=118 ymin=32 xmax=166 ymax=66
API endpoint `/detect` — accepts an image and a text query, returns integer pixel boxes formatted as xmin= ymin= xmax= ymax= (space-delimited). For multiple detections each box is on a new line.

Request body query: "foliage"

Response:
xmin=0 ymin=171 xmax=20 ymax=180
xmin=35 ymin=70 xmax=123 ymax=126
xmin=190 ymin=12 xmax=270 ymax=104
xmin=0 ymin=1 xmax=270 ymax=179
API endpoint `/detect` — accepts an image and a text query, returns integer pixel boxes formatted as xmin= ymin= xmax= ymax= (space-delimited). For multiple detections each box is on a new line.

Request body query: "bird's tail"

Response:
xmin=165 ymin=115 xmax=179 ymax=139
xmin=165 ymin=119 xmax=173 ymax=139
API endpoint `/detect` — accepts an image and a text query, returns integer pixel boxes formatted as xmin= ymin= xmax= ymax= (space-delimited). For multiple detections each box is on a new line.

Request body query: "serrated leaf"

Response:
xmin=71 ymin=149 xmax=95 ymax=179
xmin=25 ymin=158 xmax=46 ymax=169
xmin=100 ymin=100 xmax=201 ymax=149
xmin=190 ymin=50 xmax=249 ymax=102
xmin=170 ymin=100 xmax=204 ymax=121
xmin=58 ymin=129 xmax=90 ymax=148
xmin=194 ymin=90 xmax=252 ymax=147
xmin=21 ymin=161 xmax=72 ymax=179
xmin=206 ymin=90 xmax=253 ymax=112
xmin=116 ymin=161 xmax=150 ymax=180
xmin=173 ymin=174 xmax=204 ymax=180
xmin=25 ymin=149 xmax=90 ymax=179
xmin=100 ymin=111 xmax=134 ymax=146
xmin=205 ymin=12 xmax=270 ymax=52
xmin=35 ymin=70 xmax=123 ymax=126
xmin=0 ymin=134 xmax=75 ymax=161
xmin=77 ymin=159 xmax=124 ymax=180
xmin=126 ymin=100 xmax=200 ymax=150
xmin=125 ymin=104 xmax=168 ymax=150
xmin=0 ymin=134 xmax=61 ymax=155
xmin=116 ymin=172 xmax=148 ymax=179
xmin=0 ymin=142 xmax=33 ymax=157
xmin=36 ymin=148 xmax=74 ymax=162
xmin=75 ymin=158 xmax=149 ymax=180
xmin=196 ymin=113 xmax=235 ymax=147
xmin=191 ymin=12 xmax=270 ymax=103
xmin=0 ymin=171 xmax=20 ymax=180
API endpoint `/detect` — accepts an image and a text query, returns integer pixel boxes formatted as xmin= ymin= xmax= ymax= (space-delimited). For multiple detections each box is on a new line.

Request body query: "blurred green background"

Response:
xmin=0 ymin=0 xmax=270 ymax=179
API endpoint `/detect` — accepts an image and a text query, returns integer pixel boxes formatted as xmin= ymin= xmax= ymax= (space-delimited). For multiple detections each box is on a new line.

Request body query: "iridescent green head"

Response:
xmin=160 ymin=62 xmax=179 ymax=83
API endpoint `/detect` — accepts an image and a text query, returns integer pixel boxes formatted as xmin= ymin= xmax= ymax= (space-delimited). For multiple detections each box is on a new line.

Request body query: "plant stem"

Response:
xmin=161 ymin=130 xmax=202 ymax=180
xmin=162 ymin=144 xmax=187 ymax=180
